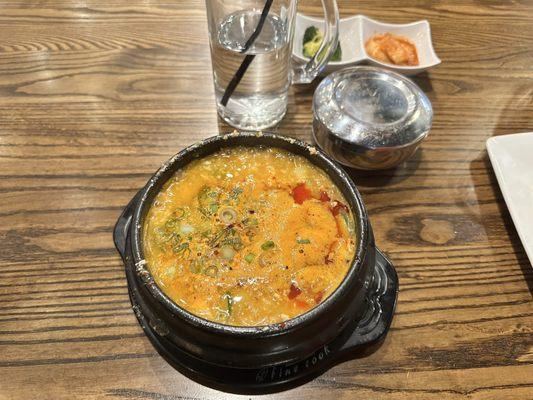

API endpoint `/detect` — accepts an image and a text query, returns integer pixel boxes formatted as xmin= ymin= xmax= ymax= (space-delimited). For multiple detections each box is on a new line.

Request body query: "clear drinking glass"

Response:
xmin=205 ymin=0 xmax=339 ymax=130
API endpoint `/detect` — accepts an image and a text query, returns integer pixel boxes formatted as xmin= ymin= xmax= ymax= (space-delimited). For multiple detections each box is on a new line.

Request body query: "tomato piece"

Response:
xmin=319 ymin=191 xmax=330 ymax=202
xmin=330 ymin=201 xmax=349 ymax=216
xmin=288 ymin=283 xmax=302 ymax=299
xmin=292 ymin=183 xmax=313 ymax=204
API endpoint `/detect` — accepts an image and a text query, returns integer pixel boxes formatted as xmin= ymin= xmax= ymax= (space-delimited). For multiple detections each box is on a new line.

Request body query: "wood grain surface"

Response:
xmin=0 ymin=0 xmax=532 ymax=399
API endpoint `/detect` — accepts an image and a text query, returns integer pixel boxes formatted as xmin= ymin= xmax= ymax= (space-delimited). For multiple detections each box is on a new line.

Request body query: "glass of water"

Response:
xmin=205 ymin=0 xmax=339 ymax=130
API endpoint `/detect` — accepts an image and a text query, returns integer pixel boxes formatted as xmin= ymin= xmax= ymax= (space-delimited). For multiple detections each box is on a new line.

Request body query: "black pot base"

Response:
xmin=114 ymin=131 xmax=401 ymax=395
xmin=115 ymin=193 xmax=398 ymax=394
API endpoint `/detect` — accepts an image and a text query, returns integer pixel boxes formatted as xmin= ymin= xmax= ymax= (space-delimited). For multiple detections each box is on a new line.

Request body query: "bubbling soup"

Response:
xmin=142 ymin=146 xmax=356 ymax=326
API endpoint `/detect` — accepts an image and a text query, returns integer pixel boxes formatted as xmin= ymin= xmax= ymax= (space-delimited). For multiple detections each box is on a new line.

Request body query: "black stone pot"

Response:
xmin=113 ymin=132 xmax=398 ymax=394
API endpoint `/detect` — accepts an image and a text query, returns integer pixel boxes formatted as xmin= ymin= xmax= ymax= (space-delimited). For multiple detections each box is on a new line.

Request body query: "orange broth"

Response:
xmin=142 ymin=146 xmax=356 ymax=326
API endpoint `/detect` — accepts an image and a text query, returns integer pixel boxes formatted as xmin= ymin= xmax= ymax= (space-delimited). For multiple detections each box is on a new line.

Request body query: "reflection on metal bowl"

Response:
xmin=313 ymin=66 xmax=432 ymax=170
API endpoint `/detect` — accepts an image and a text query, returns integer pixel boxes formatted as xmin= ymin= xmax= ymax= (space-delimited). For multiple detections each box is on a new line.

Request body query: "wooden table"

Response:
xmin=1 ymin=1 xmax=532 ymax=398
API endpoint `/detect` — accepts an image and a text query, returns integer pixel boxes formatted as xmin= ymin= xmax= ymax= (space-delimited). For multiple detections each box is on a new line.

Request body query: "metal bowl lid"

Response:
xmin=313 ymin=66 xmax=432 ymax=149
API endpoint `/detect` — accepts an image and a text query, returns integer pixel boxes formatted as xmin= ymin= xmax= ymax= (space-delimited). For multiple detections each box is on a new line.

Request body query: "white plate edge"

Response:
xmin=486 ymin=133 xmax=533 ymax=266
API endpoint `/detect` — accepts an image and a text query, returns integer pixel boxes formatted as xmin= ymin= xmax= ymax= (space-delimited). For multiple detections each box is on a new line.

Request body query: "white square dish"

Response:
xmin=487 ymin=132 xmax=533 ymax=266
xmin=293 ymin=13 xmax=441 ymax=76
xmin=359 ymin=16 xmax=441 ymax=75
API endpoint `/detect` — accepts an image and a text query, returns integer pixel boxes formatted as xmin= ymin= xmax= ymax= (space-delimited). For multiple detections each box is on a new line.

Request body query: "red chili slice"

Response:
xmin=292 ymin=183 xmax=313 ymax=204
xmin=330 ymin=201 xmax=349 ymax=216
xmin=314 ymin=291 xmax=324 ymax=304
xmin=319 ymin=191 xmax=330 ymax=202
xmin=288 ymin=283 xmax=302 ymax=299
xmin=333 ymin=215 xmax=343 ymax=237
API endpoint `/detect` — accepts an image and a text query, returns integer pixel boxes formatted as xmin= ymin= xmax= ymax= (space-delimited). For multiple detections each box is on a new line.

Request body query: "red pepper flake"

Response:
xmin=314 ymin=291 xmax=324 ymax=304
xmin=295 ymin=299 xmax=309 ymax=309
xmin=319 ymin=191 xmax=330 ymax=202
xmin=288 ymin=283 xmax=302 ymax=299
xmin=330 ymin=201 xmax=349 ymax=216
xmin=292 ymin=183 xmax=313 ymax=204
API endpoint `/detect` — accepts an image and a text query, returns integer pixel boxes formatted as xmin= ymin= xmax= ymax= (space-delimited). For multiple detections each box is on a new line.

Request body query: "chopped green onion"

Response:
xmin=165 ymin=218 xmax=178 ymax=229
xmin=173 ymin=207 xmax=186 ymax=219
xmin=297 ymin=238 xmax=311 ymax=244
xmin=225 ymin=236 xmax=243 ymax=250
xmin=230 ymin=187 xmax=243 ymax=199
xmin=198 ymin=187 xmax=220 ymax=214
xmin=243 ymin=217 xmax=258 ymax=226
xmin=169 ymin=233 xmax=182 ymax=246
xmin=208 ymin=228 xmax=226 ymax=246
xmin=155 ymin=227 xmax=171 ymax=242
xmin=204 ymin=265 xmax=218 ymax=277
xmin=173 ymin=242 xmax=189 ymax=254
xmin=189 ymin=260 xmax=203 ymax=274
xmin=197 ymin=207 xmax=209 ymax=218
xmin=261 ymin=240 xmax=275 ymax=251
xmin=242 ymin=217 xmax=259 ymax=236
xmin=340 ymin=211 xmax=355 ymax=234
xmin=198 ymin=186 xmax=211 ymax=204
xmin=219 ymin=206 xmax=238 ymax=224
xmin=244 ymin=253 xmax=255 ymax=263
xmin=223 ymin=292 xmax=233 ymax=315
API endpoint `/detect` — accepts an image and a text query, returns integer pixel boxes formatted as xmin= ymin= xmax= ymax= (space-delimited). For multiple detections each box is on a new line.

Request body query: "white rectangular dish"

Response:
xmin=293 ymin=14 xmax=441 ymax=76
xmin=487 ymin=132 xmax=533 ymax=266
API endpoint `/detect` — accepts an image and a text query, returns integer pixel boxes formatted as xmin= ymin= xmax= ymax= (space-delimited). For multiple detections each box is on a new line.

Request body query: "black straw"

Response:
xmin=241 ymin=0 xmax=273 ymax=53
xmin=220 ymin=0 xmax=274 ymax=107
xmin=220 ymin=54 xmax=256 ymax=107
